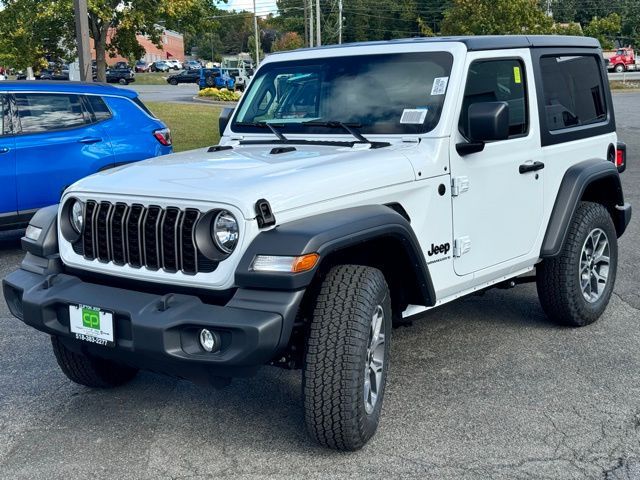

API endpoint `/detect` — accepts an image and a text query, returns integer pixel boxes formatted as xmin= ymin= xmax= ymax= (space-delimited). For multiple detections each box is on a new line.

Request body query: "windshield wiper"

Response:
xmin=302 ymin=120 xmax=389 ymax=149
xmin=235 ymin=121 xmax=289 ymax=142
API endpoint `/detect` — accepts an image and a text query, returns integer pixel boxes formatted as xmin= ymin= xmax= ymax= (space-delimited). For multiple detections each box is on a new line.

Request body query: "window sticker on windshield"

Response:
xmin=400 ymin=108 xmax=428 ymax=124
xmin=513 ymin=66 xmax=522 ymax=84
xmin=431 ymin=77 xmax=449 ymax=95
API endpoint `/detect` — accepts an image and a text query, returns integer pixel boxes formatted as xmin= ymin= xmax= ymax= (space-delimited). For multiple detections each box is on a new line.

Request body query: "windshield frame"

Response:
xmin=230 ymin=49 xmax=455 ymax=137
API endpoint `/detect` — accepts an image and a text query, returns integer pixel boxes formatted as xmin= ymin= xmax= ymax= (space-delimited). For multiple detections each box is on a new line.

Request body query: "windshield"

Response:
xmin=233 ymin=51 xmax=453 ymax=135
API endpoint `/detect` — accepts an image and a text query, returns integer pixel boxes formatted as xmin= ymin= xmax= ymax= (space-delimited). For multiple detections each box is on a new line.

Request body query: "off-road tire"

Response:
xmin=303 ymin=265 xmax=392 ymax=451
xmin=51 ymin=336 xmax=138 ymax=388
xmin=536 ymin=201 xmax=618 ymax=327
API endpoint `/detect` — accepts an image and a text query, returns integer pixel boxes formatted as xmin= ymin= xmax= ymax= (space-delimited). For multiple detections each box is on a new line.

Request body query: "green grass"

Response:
xmin=146 ymin=102 xmax=222 ymax=152
xmin=133 ymin=72 xmax=174 ymax=85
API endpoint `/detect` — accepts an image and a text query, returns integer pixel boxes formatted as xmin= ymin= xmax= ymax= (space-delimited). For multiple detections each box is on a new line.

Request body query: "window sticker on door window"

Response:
xmin=400 ymin=108 xmax=428 ymax=124
xmin=513 ymin=66 xmax=522 ymax=84
xmin=431 ymin=77 xmax=449 ymax=95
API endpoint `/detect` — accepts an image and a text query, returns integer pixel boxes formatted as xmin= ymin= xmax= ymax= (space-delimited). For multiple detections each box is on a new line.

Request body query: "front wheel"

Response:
xmin=118 ymin=78 xmax=128 ymax=85
xmin=303 ymin=265 xmax=391 ymax=451
xmin=615 ymin=64 xmax=626 ymax=73
xmin=536 ymin=201 xmax=618 ymax=327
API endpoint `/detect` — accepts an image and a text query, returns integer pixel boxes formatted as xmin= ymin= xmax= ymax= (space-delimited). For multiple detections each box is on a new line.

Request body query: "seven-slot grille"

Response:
xmin=72 ymin=201 xmax=217 ymax=274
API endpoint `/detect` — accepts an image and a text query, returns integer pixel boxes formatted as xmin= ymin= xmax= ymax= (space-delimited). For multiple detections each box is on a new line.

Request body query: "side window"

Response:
xmin=539 ymin=55 xmax=607 ymax=131
xmin=86 ymin=95 xmax=112 ymax=122
xmin=15 ymin=93 xmax=88 ymax=133
xmin=459 ymin=59 xmax=528 ymax=139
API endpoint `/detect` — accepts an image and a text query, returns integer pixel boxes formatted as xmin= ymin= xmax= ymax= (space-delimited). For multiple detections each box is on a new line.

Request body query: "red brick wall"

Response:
xmin=91 ymin=29 xmax=185 ymax=65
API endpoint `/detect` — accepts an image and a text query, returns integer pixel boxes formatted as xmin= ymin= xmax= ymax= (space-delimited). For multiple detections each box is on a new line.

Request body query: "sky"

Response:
xmin=220 ymin=0 xmax=279 ymax=17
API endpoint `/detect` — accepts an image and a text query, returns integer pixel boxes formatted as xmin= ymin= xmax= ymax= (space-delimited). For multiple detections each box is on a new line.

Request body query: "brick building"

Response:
xmin=92 ymin=28 xmax=185 ymax=65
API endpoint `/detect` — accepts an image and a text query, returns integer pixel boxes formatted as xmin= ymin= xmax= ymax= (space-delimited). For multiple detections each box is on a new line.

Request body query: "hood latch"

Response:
xmin=255 ymin=199 xmax=276 ymax=229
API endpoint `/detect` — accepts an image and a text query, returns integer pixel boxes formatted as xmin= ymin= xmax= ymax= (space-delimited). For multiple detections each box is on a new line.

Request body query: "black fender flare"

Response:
xmin=541 ymin=158 xmax=631 ymax=258
xmin=235 ymin=205 xmax=436 ymax=306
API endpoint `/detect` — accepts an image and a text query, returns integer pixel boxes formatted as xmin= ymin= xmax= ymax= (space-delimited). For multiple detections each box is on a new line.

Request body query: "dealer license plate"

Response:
xmin=69 ymin=304 xmax=115 ymax=347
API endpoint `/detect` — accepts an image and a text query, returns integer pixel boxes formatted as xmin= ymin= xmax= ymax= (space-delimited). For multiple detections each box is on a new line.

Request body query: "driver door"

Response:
xmin=450 ymin=52 xmax=544 ymax=276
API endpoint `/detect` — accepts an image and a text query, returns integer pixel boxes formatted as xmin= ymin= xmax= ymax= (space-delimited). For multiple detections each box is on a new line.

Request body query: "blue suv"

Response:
xmin=0 ymin=81 xmax=172 ymax=230
xmin=199 ymin=68 xmax=235 ymax=90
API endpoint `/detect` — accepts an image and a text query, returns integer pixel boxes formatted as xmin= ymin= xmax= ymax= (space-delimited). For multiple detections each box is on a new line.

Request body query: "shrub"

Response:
xmin=198 ymin=87 xmax=242 ymax=102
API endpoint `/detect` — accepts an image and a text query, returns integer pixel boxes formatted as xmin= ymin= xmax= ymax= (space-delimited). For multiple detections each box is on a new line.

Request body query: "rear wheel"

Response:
xmin=303 ymin=265 xmax=391 ymax=451
xmin=169 ymin=78 xmax=178 ymax=85
xmin=536 ymin=202 xmax=618 ymax=327
xmin=51 ymin=336 xmax=138 ymax=388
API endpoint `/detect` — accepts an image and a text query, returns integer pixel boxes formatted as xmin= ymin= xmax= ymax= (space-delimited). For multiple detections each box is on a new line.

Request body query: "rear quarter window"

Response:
xmin=85 ymin=95 xmax=112 ymax=122
xmin=539 ymin=55 xmax=607 ymax=132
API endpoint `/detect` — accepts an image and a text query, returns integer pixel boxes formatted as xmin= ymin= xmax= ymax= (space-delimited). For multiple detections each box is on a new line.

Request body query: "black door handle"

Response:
xmin=519 ymin=161 xmax=545 ymax=174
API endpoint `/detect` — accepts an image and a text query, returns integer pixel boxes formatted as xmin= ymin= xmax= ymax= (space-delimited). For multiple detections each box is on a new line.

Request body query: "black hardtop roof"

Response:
xmin=271 ymin=35 xmax=601 ymax=55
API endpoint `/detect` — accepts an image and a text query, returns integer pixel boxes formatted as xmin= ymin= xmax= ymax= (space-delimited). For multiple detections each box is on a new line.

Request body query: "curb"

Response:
xmin=192 ymin=96 xmax=238 ymax=107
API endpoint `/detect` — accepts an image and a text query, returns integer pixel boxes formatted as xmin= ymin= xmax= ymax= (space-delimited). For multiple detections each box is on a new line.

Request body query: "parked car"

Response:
xmin=167 ymin=69 xmax=200 ymax=85
xmin=0 ymin=81 xmax=172 ymax=230
xmin=105 ymin=67 xmax=135 ymax=85
xmin=134 ymin=60 xmax=150 ymax=73
xmin=184 ymin=60 xmax=202 ymax=70
xmin=199 ymin=67 xmax=235 ymax=90
xmin=39 ymin=68 xmax=70 ymax=81
xmin=166 ymin=59 xmax=183 ymax=70
xmin=3 ymin=36 xmax=631 ymax=451
xmin=150 ymin=61 xmax=171 ymax=72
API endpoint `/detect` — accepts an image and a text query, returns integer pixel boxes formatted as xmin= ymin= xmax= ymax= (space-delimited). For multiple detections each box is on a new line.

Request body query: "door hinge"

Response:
xmin=454 ymin=236 xmax=472 ymax=257
xmin=451 ymin=176 xmax=469 ymax=197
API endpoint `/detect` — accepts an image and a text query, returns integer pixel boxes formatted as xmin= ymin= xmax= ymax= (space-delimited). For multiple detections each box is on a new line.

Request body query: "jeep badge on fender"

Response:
xmin=3 ymin=35 xmax=631 ymax=452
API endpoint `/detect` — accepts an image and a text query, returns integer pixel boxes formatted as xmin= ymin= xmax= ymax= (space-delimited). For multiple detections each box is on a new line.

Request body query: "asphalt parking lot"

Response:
xmin=1 ymin=93 xmax=639 ymax=480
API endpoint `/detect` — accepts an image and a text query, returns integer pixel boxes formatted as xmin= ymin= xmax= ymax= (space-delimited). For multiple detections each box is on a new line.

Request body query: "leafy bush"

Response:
xmin=198 ymin=87 xmax=242 ymax=102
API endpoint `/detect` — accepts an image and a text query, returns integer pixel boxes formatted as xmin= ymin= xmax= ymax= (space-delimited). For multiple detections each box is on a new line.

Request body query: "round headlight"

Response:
xmin=212 ymin=210 xmax=239 ymax=254
xmin=70 ymin=200 xmax=84 ymax=233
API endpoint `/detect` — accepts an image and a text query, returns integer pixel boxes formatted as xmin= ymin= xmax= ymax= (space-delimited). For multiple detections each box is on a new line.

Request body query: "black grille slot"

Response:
xmin=74 ymin=201 xmax=215 ymax=275
xmin=111 ymin=203 xmax=128 ymax=265
xmin=126 ymin=204 xmax=144 ymax=268
xmin=180 ymin=209 xmax=200 ymax=275
xmin=96 ymin=202 xmax=112 ymax=262
xmin=143 ymin=206 xmax=163 ymax=270
xmin=82 ymin=201 xmax=98 ymax=258
xmin=161 ymin=207 xmax=181 ymax=272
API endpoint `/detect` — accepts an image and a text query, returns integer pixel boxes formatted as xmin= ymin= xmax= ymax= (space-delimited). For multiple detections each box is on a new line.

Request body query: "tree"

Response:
xmin=85 ymin=0 xmax=203 ymax=82
xmin=584 ymin=13 xmax=622 ymax=49
xmin=0 ymin=0 xmax=74 ymax=70
xmin=272 ymin=31 xmax=304 ymax=51
xmin=440 ymin=0 xmax=553 ymax=35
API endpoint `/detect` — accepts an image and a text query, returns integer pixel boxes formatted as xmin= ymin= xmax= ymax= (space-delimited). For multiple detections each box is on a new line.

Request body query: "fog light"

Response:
xmin=199 ymin=329 xmax=218 ymax=352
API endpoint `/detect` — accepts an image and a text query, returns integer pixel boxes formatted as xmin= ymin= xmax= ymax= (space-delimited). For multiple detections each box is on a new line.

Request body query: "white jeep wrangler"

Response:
xmin=3 ymin=35 xmax=632 ymax=451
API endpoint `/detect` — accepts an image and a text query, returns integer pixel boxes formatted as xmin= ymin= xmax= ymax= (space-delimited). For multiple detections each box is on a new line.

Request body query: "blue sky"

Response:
xmin=219 ymin=0 xmax=279 ymax=16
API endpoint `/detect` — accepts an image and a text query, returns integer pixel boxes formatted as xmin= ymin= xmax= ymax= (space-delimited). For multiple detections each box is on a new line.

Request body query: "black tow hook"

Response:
xmin=42 ymin=274 xmax=58 ymax=290
xmin=158 ymin=293 xmax=175 ymax=312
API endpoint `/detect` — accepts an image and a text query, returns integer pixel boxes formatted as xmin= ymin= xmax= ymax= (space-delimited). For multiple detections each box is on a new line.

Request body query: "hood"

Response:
xmin=69 ymin=142 xmax=418 ymax=219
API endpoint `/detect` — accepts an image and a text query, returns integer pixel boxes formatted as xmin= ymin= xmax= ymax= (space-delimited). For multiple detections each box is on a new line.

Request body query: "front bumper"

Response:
xmin=3 ymin=268 xmax=304 ymax=381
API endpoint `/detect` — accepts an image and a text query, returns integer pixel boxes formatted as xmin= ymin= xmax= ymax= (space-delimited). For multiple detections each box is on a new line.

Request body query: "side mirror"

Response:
xmin=219 ymin=107 xmax=234 ymax=135
xmin=457 ymin=101 xmax=510 ymax=156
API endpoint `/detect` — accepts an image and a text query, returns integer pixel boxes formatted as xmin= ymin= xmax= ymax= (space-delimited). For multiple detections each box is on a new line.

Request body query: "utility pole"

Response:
xmin=253 ymin=0 xmax=260 ymax=66
xmin=309 ymin=0 xmax=314 ymax=48
xmin=304 ymin=0 xmax=309 ymax=48
xmin=316 ymin=0 xmax=321 ymax=46
xmin=338 ymin=0 xmax=343 ymax=44
xmin=73 ymin=0 xmax=92 ymax=82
